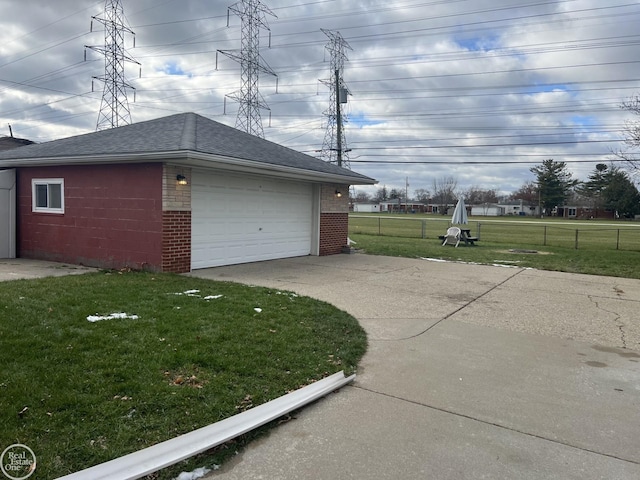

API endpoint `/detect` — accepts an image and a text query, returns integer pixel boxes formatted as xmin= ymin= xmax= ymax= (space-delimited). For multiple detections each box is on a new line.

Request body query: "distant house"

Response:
xmin=353 ymin=202 xmax=381 ymax=213
xmin=380 ymin=200 xmax=427 ymax=213
xmin=554 ymin=206 xmax=615 ymax=219
xmin=471 ymin=204 xmax=505 ymax=216
xmin=498 ymin=200 xmax=540 ymax=216
xmin=0 ymin=113 xmax=376 ymax=271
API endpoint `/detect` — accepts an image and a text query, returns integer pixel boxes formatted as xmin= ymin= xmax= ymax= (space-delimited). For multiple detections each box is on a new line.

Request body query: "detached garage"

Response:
xmin=0 ymin=113 xmax=376 ymax=272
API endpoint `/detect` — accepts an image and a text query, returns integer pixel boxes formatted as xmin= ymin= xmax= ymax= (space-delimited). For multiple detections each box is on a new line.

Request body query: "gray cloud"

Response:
xmin=1 ymin=0 xmax=638 ymax=196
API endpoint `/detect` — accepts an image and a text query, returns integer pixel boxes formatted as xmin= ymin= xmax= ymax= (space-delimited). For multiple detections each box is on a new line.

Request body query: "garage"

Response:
xmin=0 ymin=113 xmax=376 ymax=272
xmin=191 ymin=170 xmax=315 ymax=269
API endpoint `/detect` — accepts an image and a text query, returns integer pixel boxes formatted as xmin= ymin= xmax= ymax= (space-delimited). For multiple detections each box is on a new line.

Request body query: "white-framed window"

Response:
xmin=32 ymin=178 xmax=65 ymax=214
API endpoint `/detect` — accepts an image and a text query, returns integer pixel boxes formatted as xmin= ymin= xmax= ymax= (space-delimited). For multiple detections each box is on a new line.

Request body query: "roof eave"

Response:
xmin=0 ymin=151 xmax=377 ymax=185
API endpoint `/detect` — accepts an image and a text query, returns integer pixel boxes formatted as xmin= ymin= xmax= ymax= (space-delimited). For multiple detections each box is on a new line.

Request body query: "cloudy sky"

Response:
xmin=2 ymin=0 xmax=640 ymax=198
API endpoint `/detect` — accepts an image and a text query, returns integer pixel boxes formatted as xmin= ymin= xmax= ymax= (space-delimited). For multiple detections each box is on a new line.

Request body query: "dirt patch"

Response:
xmin=495 ymin=249 xmax=553 ymax=255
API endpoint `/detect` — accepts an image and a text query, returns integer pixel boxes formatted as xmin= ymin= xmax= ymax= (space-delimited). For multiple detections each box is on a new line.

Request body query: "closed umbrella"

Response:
xmin=451 ymin=197 xmax=468 ymax=225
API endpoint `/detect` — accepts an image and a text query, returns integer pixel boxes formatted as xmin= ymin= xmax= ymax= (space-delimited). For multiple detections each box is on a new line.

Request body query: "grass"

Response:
xmin=350 ymin=214 xmax=640 ymax=252
xmin=0 ymin=271 xmax=367 ymax=479
xmin=349 ymin=233 xmax=640 ymax=279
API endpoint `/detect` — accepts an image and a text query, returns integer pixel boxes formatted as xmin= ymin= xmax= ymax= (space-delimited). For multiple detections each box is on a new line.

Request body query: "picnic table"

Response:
xmin=460 ymin=229 xmax=479 ymax=245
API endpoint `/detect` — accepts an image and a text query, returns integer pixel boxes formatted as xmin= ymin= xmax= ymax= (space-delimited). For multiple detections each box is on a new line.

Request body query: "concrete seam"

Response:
xmin=400 ymin=267 xmax=528 ymax=341
xmin=352 ymin=384 xmax=640 ymax=466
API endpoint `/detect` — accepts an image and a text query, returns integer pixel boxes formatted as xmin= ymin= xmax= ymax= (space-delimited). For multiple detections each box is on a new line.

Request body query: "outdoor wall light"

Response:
xmin=335 ymin=189 xmax=342 ymax=198
xmin=176 ymin=174 xmax=188 ymax=186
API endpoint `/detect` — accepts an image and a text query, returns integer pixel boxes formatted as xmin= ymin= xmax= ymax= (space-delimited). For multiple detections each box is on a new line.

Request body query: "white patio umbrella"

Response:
xmin=451 ymin=197 xmax=468 ymax=225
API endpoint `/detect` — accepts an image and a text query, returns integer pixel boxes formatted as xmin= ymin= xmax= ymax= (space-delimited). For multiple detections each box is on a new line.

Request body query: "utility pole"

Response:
xmin=405 ymin=177 xmax=410 ymax=214
xmin=218 ymin=0 xmax=277 ymax=138
xmin=85 ymin=0 xmax=140 ymax=131
xmin=335 ymin=69 xmax=342 ymax=167
xmin=320 ymin=29 xmax=351 ymax=168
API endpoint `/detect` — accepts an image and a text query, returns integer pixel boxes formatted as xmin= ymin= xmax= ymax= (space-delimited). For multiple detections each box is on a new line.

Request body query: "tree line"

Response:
xmin=354 ymin=96 xmax=640 ymax=218
xmin=353 ymin=160 xmax=639 ymax=219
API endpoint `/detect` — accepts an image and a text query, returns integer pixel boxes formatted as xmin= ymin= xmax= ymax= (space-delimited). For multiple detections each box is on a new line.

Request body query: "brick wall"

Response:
xmin=319 ymin=212 xmax=348 ymax=255
xmin=161 ymin=165 xmax=192 ymax=273
xmin=319 ymin=184 xmax=349 ymax=255
xmin=17 ymin=164 xmax=164 ymax=270
xmin=162 ymin=211 xmax=191 ymax=273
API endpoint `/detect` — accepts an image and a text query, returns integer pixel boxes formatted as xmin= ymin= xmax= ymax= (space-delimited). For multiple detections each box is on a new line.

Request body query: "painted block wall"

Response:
xmin=17 ymin=163 xmax=164 ymax=271
xmin=162 ymin=165 xmax=192 ymax=272
xmin=319 ymin=184 xmax=349 ymax=255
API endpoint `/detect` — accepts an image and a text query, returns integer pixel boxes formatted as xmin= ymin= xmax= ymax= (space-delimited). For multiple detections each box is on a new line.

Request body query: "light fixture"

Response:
xmin=176 ymin=174 xmax=188 ymax=186
xmin=335 ymin=189 xmax=342 ymax=198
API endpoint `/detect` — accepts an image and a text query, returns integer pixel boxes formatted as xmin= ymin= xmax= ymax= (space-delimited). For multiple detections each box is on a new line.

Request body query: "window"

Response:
xmin=32 ymin=179 xmax=64 ymax=213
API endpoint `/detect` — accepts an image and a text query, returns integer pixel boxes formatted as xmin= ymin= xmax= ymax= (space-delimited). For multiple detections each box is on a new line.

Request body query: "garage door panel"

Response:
xmin=191 ymin=171 xmax=313 ymax=269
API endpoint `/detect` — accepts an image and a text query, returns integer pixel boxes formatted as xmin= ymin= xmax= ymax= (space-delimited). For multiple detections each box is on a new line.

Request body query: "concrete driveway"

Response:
xmin=191 ymin=254 xmax=640 ymax=480
xmin=0 ymin=258 xmax=96 ymax=281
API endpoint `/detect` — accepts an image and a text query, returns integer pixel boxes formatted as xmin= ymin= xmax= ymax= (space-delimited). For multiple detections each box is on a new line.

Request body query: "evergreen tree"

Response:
xmin=576 ymin=163 xmax=609 ymax=216
xmin=530 ymin=159 xmax=578 ymax=215
xmin=601 ymin=167 xmax=640 ymax=218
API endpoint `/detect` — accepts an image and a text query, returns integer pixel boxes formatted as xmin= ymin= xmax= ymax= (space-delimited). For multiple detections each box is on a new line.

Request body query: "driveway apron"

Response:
xmin=190 ymin=254 xmax=640 ymax=479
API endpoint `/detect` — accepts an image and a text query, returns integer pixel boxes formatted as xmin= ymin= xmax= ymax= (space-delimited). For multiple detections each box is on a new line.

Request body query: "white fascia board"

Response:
xmin=181 ymin=152 xmax=377 ymax=185
xmin=57 ymin=371 xmax=355 ymax=480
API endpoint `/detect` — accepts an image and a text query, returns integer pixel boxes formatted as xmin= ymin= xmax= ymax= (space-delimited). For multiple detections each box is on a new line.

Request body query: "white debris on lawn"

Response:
xmin=203 ymin=295 xmax=223 ymax=300
xmin=87 ymin=313 xmax=139 ymax=323
xmin=254 ymin=308 xmax=262 ymax=313
xmin=171 ymin=290 xmax=223 ymax=300
xmin=276 ymin=291 xmax=298 ymax=298
xmin=173 ymin=290 xmax=201 ymax=297
xmin=173 ymin=466 xmax=213 ymax=480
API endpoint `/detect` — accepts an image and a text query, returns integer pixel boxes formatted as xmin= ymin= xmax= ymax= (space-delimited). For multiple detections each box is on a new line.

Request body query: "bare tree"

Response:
xmin=414 ymin=188 xmax=430 ymax=202
xmin=432 ymin=176 xmax=457 ymax=213
xmin=618 ymin=95 xmax=640 ymax=172
xmin=463 ymin=186 xmax=498 ymax=205
xmin=353 ymin=190 xmax=371 ymax=202
xmin=509 ymin=181 xmax=538 ymax=206
xmin=372 ymin=185 xmax=389 ymax=202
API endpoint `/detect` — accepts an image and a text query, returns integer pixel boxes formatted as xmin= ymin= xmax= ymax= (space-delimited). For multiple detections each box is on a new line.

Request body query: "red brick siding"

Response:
xmin=162 ymin=211 xmax=191 ymax=273
xmin=319 ymin=213 xmax=348 ymax=255
xmin=17 ymin=164 xmax=164 ymax=271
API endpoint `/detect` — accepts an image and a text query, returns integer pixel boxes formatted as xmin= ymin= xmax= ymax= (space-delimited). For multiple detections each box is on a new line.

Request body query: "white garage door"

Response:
xmin=191 ymin=170 xmax=314 ymax=269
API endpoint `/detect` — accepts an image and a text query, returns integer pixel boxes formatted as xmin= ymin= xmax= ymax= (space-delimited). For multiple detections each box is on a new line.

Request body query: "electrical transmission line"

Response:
xmin=85 ymin=0 xmax=140 ymax=131
xmin=218 ymin=0 xmax=277 ymax=138
xmin=319 ymin=28 xmax=352 ymax=168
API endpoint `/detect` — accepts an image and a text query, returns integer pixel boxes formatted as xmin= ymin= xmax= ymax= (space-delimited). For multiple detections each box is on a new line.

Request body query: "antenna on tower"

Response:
xmin=85 ymin=0 xmax=140 ymax=131
xmin=319 ymin=29 xmax=352 ymax=168
xmin=217 ymin=0 xmax=277 ymax=138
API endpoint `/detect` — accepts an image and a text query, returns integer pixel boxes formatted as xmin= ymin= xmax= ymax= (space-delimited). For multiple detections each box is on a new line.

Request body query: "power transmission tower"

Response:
xmin=319 ymin=29 xmax=352 ymax=168
xmin=218 ymin=0 xmax=277 ymax=138
xmin=85 ymin=0 xmax=140 ymax=131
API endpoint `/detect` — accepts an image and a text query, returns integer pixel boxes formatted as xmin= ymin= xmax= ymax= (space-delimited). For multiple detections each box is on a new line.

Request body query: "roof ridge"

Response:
xmin=179 ymin=112 xmax=197 ymax=150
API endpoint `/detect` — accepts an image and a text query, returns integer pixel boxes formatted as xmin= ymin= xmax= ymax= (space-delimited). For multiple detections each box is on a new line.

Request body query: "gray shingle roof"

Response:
xmin=0 ymin=136 xmax=34 ymax=151
xmin=0 ymin=112 xmax=375 ymax=184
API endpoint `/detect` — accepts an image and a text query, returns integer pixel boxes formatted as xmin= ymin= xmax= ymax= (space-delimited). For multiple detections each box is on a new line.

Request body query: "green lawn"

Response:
xmin=349 ymin=214 xmax=640 ymax=251
xmin=349 ymin=210 xmax=640 ymax=279
xmin=0 ymin=271 xmax=366 ymax=479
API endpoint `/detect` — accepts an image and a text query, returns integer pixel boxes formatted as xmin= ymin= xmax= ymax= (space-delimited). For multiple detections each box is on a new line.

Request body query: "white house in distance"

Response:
xmin=353 ymin=202 xmax=381 ymax=213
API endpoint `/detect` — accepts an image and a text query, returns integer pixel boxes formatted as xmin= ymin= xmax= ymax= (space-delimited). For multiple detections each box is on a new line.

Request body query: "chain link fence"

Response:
xmin=349 ymin=215 xmax=640 ymax=251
